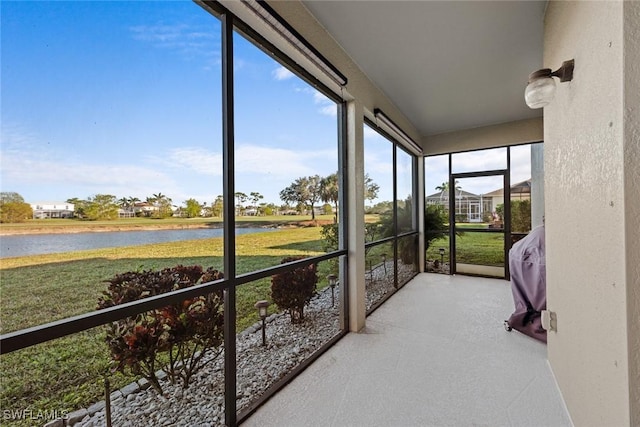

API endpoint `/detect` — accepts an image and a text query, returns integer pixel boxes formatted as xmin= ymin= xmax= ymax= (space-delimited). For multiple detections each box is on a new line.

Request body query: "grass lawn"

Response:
xmin=0 ymin=227 xmax=332 ymax=425
xmin=426 ymin=224 xmax=505 ymax=267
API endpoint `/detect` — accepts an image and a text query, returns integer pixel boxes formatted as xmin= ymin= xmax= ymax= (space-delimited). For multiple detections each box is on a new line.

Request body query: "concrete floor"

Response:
xmin=243 ymin=273 xmax=572 ymax=427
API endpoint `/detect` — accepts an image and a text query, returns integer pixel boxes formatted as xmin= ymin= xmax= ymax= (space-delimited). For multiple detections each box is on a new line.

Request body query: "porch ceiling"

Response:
xmin=301 ymin=1 xmax=547 ymax=137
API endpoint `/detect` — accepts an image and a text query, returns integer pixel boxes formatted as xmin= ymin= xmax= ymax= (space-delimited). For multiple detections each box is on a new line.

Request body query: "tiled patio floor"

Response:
xmin=244 ymin=273 xmax=572 ymax=427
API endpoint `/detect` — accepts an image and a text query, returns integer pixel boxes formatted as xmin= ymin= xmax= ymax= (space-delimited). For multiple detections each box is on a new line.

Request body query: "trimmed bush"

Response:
xmin=496 ymin=200 xmax=531 ymax=232
xmin=97 ymin=265 xmax=224 ymax=394
xmin=271 ymin=257 xmax=318 ymax=323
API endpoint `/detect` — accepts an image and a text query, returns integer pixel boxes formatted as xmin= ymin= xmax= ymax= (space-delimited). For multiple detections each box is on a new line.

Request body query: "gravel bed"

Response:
xmin=56 ymin=263 xmax=415 ymax=427
xmin=66 ymin=287 xmax=340 ymax=427
xmin=425 ymin=259 xmax=450 ymax=274
xmin=366 ymin=261 xmax=416 ymax=311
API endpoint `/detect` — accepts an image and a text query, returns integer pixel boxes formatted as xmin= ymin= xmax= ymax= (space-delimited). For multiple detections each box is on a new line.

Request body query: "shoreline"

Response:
xmin=0 ymin=223 xmax=222 ymax=236
xmin=0 ymin=219 xmax=329 ymax=236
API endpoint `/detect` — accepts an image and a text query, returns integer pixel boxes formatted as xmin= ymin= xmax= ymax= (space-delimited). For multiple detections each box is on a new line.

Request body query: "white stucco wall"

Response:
xmin=544 ymin=1 xmax=638 ymax=425
xmin=531 ymin=143 xmax=545 ymax=228
xmin=624 ymin=2 xmax=640 ymax=425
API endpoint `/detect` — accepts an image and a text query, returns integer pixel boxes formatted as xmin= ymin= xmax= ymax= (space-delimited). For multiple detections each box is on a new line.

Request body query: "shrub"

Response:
xmin=425 ymin=204 xmax=448 ymax=252
xmin=320 ymin=221 xmax=381 ymax=272
xmin=0 ymin=192 xmax=33 ymax=223
xmin=97 ymin=265 xmax=224 ymax=394
xmin=496 ymin=200 xmax=531 ymax=232
xmin=511 ymin=199 xmax=532 ymax=232
xmin=271 ymin=257 xmax=318 ymax=323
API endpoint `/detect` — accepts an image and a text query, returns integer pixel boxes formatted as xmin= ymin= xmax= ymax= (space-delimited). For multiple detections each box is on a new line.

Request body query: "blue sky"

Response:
xmin=1 ymin=0 xmax=348 ymax=207
xmin=1 ymin=1 xmax=530 ymax=209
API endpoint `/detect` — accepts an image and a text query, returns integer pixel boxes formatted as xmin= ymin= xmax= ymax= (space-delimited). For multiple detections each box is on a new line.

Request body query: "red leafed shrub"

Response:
xmin=97 ymin=265 xmax=224 ymax=394
xmin=271 ymin=257 xmax=318 ymax=323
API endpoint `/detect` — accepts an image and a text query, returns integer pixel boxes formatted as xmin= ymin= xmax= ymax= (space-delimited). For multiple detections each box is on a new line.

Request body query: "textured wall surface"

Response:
xmin=624 ymin=2 xmax=640 ymax=425
xmin=531 ymin=143 xmax=545 ymax=228
xmin=544 ymin=1 xmax=631 ymax=426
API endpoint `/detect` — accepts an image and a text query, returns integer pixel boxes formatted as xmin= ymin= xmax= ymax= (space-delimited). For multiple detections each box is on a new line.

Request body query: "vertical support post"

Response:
xmin=417 ymin=154 xmax=425 ymax=272
xmin=221 ymin=11 xmax=237 ymax=427
xmin=448 ymin=154 xmax=456 ymax=274
xmin=337 ymin=101 xmax=349 ymax=331
xmin=346 ymin=101 xmax=366 ymax=332
xmin=392 ymin=142 xmax=398 ymax=288
xmin=504 ymin=148 xmax=512 ymax=280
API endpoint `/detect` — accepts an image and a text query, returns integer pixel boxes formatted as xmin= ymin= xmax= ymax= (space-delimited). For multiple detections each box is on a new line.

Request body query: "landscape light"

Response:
xmin=327 ymin=274 xmax=338 ymax=307
xmin=254 ymin=300 xmax=270 ymax=346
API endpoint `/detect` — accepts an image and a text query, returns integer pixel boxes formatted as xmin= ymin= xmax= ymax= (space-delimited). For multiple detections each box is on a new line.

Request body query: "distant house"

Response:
xmin=133 ymin=202 xmax=158 ymax=217
xmin=425 ymin=189 xmax=492 ymax=223
xmin=483 ymin=179 xmax=531 ymax=212
xmin=31 ymin=202 xmax=74 ymax=219
xmin=117 ymin=208 xmax=136 ymax=218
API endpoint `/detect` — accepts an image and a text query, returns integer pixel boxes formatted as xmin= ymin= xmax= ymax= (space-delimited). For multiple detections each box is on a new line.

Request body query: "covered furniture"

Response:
xmin=505 ymin=225 xmax=547 ymax=343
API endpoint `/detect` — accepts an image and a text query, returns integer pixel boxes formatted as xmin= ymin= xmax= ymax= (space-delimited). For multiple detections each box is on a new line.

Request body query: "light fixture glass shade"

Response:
xmin=525 ymin=77 xmax=556 ymax=109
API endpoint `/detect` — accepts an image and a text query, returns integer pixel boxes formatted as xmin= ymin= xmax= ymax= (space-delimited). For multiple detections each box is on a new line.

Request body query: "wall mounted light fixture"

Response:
xmin=524 ymin=59 xmax=574 ymax=109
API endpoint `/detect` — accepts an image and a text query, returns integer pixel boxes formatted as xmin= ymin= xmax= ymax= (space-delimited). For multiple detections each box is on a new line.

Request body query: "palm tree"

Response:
xmin=249 ymin=192 xmax=263 ymax=213
xmin=118 ymin=197 xmax=129 ymax=208
xmin=152 ymin=193 xmax=165 ymax=207
xmin=320 ymin=173 xmax=339 ymax=223
xmin=126 ymin=196 xmax=140 ymax=216
xmin=149 ymin=193 xmax=172 ymax=218
xmin=435 ymin=180 xmax=461 ymax=201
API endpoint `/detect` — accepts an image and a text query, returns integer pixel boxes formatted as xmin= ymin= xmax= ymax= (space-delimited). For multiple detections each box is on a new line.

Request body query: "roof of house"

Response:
xmin=483 ymin=179 xmax=532 ymax=197
xmin=426 ymin=189 xmax=481 ymax=200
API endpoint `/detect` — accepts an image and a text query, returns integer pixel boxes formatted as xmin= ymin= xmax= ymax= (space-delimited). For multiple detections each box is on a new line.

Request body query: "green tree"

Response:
xmin=66 ymin=197 xmax=88 ymax=218
xmin=366 ymin=200 xmax=393 ymax=214
xmin=377 ymin=197 xmax=449 ymax=264
xmin=435 ymin=180 xmax=461 ymax=204
xmin=211 ymin=195 xmax=224 ymax=218
xmin=184 ymin=198 xmax=202 ymax=218
xmin=379 ymin=196 xmax=414 ymax=238
xmin=85 ymin=194 xmax=119 ymax=220
xmin=1 ymin=192 xmax=26 ymax=204
xmin=424 ymin=205 xmax=449 ymax=251
xmin=234 ymin=192 xmax=248 ymax=216
xmin=126 ymin=196 xmax=140 ymax=216
xmin=150 ymin=192 xmax=173 ymax=218
xmin=249 ymin=192 xmax=263 ymax=212
xmin=0 ymin=192 xmax=32 ymax=223
xmin=320 ymin=173 xmax=339 ymax=222
xmin=364 ymin=173 xmax=380 ymax=201
xmin=280 ymin=175 xmax=322 ymax=220
xmin=497 ymin=200 xmax=531 ymax=232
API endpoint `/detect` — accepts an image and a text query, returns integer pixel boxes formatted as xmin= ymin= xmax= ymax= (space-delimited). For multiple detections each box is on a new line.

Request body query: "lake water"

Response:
xmin=0 ymin=227 xmax=275 ymax=258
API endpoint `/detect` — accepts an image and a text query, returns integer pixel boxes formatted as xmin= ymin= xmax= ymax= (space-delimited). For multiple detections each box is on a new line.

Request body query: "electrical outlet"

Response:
xmin=541 ymin=310 xmax=557 ymax=332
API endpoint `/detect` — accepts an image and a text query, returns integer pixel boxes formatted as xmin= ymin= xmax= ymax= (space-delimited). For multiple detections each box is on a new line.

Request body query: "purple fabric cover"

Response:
xmin=507 ymin=225 xmax=547 ymax=343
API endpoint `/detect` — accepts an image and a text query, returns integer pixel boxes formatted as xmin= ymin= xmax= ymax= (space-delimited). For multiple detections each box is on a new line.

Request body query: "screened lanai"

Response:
xmin=1 ymin=1 xmax=638 ymax=426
